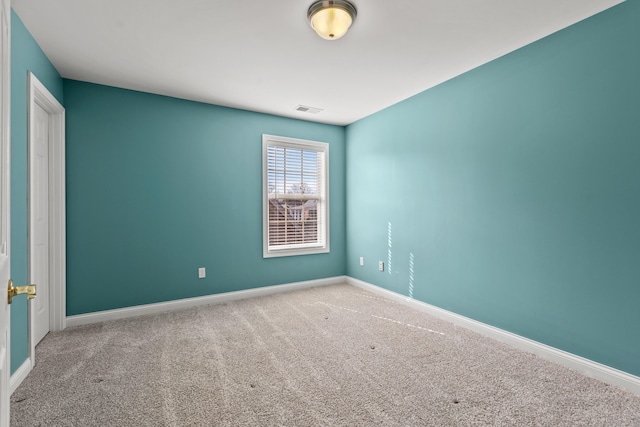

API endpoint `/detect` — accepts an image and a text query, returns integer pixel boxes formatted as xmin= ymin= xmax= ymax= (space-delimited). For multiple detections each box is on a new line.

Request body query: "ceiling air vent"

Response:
xmin=295 ymin=105 xmax=323 ymax=114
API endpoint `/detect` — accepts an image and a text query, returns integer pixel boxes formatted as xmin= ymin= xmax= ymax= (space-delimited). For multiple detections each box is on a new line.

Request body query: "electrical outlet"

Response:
xmin=198 ymin=267 xmax=206 ymax=279
xmin=378 ymin=261 xmax=384 ymax=272
xmin=359 ymin=257 xmax=364 ymax=266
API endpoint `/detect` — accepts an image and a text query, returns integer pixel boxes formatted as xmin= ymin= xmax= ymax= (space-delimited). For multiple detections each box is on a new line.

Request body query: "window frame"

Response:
xmin=262 ymin=134 xmax=330 ymax=258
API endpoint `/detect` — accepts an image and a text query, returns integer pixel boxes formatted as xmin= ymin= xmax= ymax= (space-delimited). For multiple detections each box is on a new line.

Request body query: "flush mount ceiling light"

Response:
xmin=307 ymin=0 xmax=357 ymax=41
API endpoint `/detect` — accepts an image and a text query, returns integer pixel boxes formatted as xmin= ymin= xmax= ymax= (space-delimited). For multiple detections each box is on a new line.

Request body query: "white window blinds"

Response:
xmin=263 ymin=135 xmax=329 ymax=257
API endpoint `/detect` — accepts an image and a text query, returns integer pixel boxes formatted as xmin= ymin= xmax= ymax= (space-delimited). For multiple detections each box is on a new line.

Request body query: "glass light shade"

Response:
xmin=310 ymin=7 xmax=353 ymax=40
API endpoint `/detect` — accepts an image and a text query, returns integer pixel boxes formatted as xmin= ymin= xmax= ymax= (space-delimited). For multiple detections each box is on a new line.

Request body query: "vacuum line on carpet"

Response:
xmin=318 ymin=302 xmax=445 ymax=336
xmin=357 ymin=293 xmax=399 ymax=304
xmin=317 ymin=302 xmax=362 ymax=314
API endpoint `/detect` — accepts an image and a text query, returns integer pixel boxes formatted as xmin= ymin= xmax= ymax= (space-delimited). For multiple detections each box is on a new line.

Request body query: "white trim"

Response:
xmin=60 ymin=274 xmax=640 ymax=395
xmin=0 ymin=1 xmax=10 ymax=424
xmin=262 ymin=134 xmax=330 ymax=258
xmin=346 ymin=276 xmax=640 ymax=396
xmin=67 ymin=276 xmax=347 ymax=328
xmin=27 ymin=72 xmax=66 ymax=369
xmin=9 ymin=357 xmax=31 ymax=395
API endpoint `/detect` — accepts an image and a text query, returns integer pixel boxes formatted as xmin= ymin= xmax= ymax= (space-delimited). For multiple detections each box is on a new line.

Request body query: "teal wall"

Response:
xmin=346 ymin=1 xmax=639 ymax=376
xmin=64 ymin=80 xmax=346 ymax=315
xmin=10 ymin=10 xmax=64 ymax=373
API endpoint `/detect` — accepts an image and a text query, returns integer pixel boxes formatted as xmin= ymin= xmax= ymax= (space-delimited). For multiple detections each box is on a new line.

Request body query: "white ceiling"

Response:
xmin=12 ymin=0 xmax=623 ymax=126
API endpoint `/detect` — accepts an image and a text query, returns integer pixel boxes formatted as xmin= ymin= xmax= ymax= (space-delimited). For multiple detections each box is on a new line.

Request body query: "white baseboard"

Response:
xmin=346 ymin=276 xmax=640 ymax=396
xmin=63 ymin=274 xmax=640 ymax=395
xmin=66 ymin=276 xmax=347 ymax=328
xmin=10 ymin=357 xmax=32 ymax=395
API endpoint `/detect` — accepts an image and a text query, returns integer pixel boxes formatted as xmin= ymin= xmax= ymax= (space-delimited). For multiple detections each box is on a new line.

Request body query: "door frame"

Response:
xmin=0 ymin=0 xmax=10 ymax=422
xmin=27 ymin=72 xmax=65 ymax=365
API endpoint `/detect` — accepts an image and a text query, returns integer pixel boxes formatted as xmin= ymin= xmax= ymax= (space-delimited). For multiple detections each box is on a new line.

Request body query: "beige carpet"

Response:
xmin=10 ymin=284 xmax=640 ymax=426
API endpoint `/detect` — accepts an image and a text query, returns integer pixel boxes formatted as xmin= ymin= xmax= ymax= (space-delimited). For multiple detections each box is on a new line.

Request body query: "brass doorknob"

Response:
xmin=7 ymin=279 xmax=36 ymax=304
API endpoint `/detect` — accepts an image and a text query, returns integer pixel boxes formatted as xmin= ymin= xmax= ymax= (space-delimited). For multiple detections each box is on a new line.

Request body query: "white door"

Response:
xmin=30 ymin=102 xmax=49 ymax=345
xmin=0 ymin=0 xmax=11 ymax=423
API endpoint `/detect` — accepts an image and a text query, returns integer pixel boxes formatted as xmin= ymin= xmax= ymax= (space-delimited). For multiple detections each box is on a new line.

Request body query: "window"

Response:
xmin=263 ymin=134 xmax=329 ymax=258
